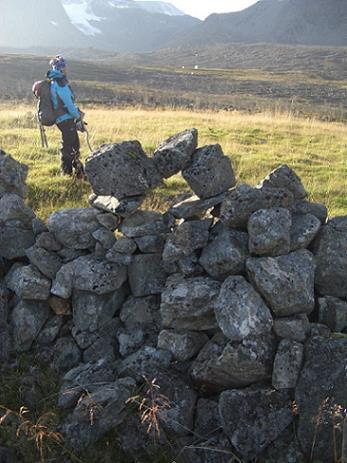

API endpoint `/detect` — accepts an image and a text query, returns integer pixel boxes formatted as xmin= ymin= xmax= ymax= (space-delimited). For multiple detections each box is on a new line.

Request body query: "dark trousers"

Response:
xmin=57 ymin=119 xmax=81 ymax=175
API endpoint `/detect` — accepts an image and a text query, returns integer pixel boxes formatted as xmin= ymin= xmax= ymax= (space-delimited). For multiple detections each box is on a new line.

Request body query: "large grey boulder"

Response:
xmin=215 ymin=276 xmax=273 ymax=341
xmin=160 ymin=275 xmax=220 ymax=331
xmin=0 ymin=193 xmax=34 ymax=226
xmin=273 ymin=314 xmax=310 ymax=342
xmin=26 ymin=245 xmax=63 ymax=279
xmin=200 ymin=226 xmax=248 ymax=280
xmin=47 ymin=208 xmax=101 ymax=250
xmin=85 ymin=141 xmax=161 ymax=199
xmin=169 ymin=192 xmax=227 ymax=220
xmin=191 ymin=333 xmax=275 ymax=393
xmin=318 ymin=296 xmax=347 ymax=332
xmin=6 ymin=264 xmax=51 ymax=300
xmin=219 ymin=388 xmax=293 ymax=461
xmin=118 ymin=346 xmax=172 ymax=382
xmin=157 ymin=330 xmax=208 ymax=361
xmin=0 ymin=283 xmax=10 ymax=364
xmin=58 ymin=359 xmax=116 ymax=409
xmin=0 ymin=149 xmax=28 ymax=198
xmin=62 ymin=377 xmax=135 ymax=450
xmin=220 ymin=184 xmax=294 ymax=229
xmin=290 ymin=213 xmax=321 ymax=251
xmin=153 ymin=128 xmax=198 ymax=178
xmin=247 ymin=250 xmax=315 ymax=316
xmin=89 ymin=194 xmax=144 ymax=218
xmin=295 ymin=337 xmax=347 ymax=462
xmin=248 ymin=208 xmax=292 ymax=256
xmin=163 ymin=219 xmax=211 ymax=262
xmin=313 ymin=217 xmax=347 ymax=297
xmin=272 ymin=339 xmax=304 ymax=390
xmin=11 ymin=300 xmax=50 ymax=352
xmin=182 ymin=144 xmax=236 ymax=199
xmin=51 ymin=255 xmax=127 ymax=299
xmin=53 ymin=337 xmax=81 ymax=373
xmin=258 ymin=164 xmax=307 ymax=200
xmin=119 ymin=210 xmax=174 ymax=238
xmin=72 ymin=287 xmax=127 ymax=333
xmin=128 ymin=254 xmax=166 ymax=296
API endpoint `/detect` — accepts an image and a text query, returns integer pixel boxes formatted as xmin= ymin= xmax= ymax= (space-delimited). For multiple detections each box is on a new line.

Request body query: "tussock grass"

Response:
xmin=0 ymin=105 xmax=346 ymax=220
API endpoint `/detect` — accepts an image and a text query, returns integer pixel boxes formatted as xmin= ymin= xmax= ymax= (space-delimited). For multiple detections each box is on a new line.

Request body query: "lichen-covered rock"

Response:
xmin=0 ymin=149 xmax=28 ymax=198
xmin=58 ymin=359 xmax=116 ymax=409
xmin=295 ymin=337 xmax=347 ymax=462
xmin=111 ymin=237 xmax=137 ymax=254
xmin=160 ymin=275 xmax=220 ymax=331
xmin=37 ymin=316 xmax=63 ymax=345
xmin=62 ymin=378 xmax=135 ymax=450
xmin=182 ymin=144 xmax=236 ymax=199
xmin=194 ymin=398 xmax=220 ymax=438
xmin=0 ymin=194 xmax=35 ymax=259
xmin=128 ymin=254 xmax=166 ymax=297
xmin=0 ymin=283 xmax=10 ymax=364
xmin=258 ymin=164 xmax=307 ymax=200
xmin=135 ymin=234 xmax=165 ymax=253
xmin=153 ymin=128 xmax=198 ymax=178
xmin=169 ymin=192 xmax=227 ymax=220
xmin=247 ymin=250 xmax=315 ymax=316
xmin=318 ymin=296 xmax=347 ymax=332
xmin=47 ymin=208 xmax=101 ymax=250
xmin=92 ymin=229 xmax=116 ymax=250
xmin=118 ymin=346 xmax=172 ymax=382
xmin=220 ymin=184 xmax=294 ymax=229
xmin=96 ymin=212 xmax=121 ymax=231
xmin=273 ymin=314 xmax=309 ymax=342
xmin=219 ymin=388 xmax=293 ymax=461
xmin=290 ymin=213 xmax=321 ymax=251
xmin=163 ymin=219 xmax=211 ymax=262
xmin=215 ymin=276 xmax=273 ymax=341
xmin=51 ymin=256 xmax=127 ymax=298
xmin=120 ymin=296 xmax=160 ymax=331
xmin=292 ymin=200 xmax=327 ymax=224
xmin=199 ymin=226 xmax=248 ymax=280
xmin=157 ymin=330 xmax=208 ymax=361
xmin=191 ymin=333 xmax=275 ymax=393
xmin=119 ymin=210 xmax=174 ymax=238
xmin=36 ymin=232 xmax=62 ymax=251
xmin=248 ymin=208 xmax=291 ymax=256
xmin=313 ymin=217 xmax=347 ymax=297
xmin=72 ymin=287 xmax=126 ymax=333
xmin=53 ymin=337 xmax=81 ymax=372
xmin=26 ymin=244 xmax=63 ymax=279
xmin=155 ymin=370 xmax=197 ymax=437
xmin=272 ymin=339 xmax=304 ymax=389
xmin=85 ymin=141 xmax=161 ymax=199
xmin=89 ymin=194 xmax=144 ymax=218
xmin=6 ymin=264 xmax=51 ymax=300
xmin=11 ymin=300 xmax=50 ymax=352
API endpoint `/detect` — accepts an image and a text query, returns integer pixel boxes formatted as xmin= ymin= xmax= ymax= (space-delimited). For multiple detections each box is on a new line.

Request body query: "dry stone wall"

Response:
xmin=0 ymin=131 xmax=346 ymax=462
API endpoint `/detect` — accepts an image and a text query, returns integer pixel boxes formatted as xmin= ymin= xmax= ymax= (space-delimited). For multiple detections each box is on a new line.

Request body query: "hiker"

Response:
xmin=47 ymin=55 xmax=85 ymax=178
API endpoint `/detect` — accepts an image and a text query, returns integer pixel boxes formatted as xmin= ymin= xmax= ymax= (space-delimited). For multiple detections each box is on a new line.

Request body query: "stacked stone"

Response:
xmin=0 ymin=130 xmax=346 ymax=463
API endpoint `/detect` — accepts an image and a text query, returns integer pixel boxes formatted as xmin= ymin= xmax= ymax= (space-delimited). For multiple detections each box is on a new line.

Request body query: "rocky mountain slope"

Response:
xmin=175 ymin=0 xmax=347 ymax=47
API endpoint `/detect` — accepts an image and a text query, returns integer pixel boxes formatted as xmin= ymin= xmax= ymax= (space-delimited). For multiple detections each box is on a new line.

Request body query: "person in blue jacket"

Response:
xmin=48 ymin=56 xmax=85 ymax=178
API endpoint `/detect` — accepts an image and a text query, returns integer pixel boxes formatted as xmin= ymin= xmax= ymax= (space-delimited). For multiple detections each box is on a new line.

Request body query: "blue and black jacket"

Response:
xmin=47 ymin=69 xmax=80 ymax=124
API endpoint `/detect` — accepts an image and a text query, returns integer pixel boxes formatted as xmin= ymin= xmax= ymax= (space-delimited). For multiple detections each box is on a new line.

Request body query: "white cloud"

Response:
xmin=140 ymin=0 xmax=259 ymax=19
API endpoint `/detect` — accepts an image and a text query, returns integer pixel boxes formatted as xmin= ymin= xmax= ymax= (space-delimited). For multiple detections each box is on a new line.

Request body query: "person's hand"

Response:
xmin=76 ymin=119 xmax=86 ymax=132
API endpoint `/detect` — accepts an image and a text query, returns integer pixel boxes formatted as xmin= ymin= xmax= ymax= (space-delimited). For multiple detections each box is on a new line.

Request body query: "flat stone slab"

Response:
xmin=85 ymin=141 xmax=161 ymax=199
xmin=247 ymin=250 xmax=316 ymax=316
xmin=119 ymin=210 xmax=174 ymax=238
xmin=169 ymin=192 xmax=227 ymax=220
xmin=89 ymin=194 xmax=144 ymax=218
xmin=182 ymin=144 xmax=236 ymax=199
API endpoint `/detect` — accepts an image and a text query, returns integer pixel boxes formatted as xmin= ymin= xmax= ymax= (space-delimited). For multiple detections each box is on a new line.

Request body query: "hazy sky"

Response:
xmin=147 ymin=0 xmax=259 ymax=19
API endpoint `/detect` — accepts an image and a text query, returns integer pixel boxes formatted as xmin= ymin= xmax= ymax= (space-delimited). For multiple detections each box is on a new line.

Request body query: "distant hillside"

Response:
xmin=173 ymin=0 xmax=347 ymax=47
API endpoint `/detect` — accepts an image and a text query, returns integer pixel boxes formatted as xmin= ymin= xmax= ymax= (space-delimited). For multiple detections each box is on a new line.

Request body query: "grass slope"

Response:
xmin=0 ymin=105 xmax=346 ymax=220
